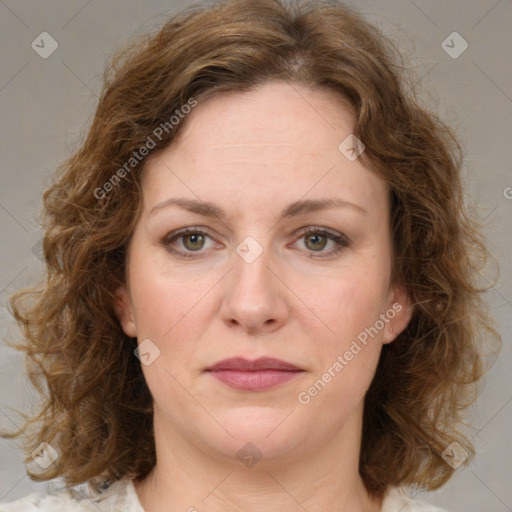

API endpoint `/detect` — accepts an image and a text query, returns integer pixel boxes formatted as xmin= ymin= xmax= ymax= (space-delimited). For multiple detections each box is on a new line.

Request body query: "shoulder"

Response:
xmin=1 ymin=481 xmax=448 ymax=512
xmin=0 ymin=478 xmax=144 ymax=512
xmin=0 ymin=492 xmax=96 ymax=512
xmin=382 ymin=486 xmax=449 ymax=512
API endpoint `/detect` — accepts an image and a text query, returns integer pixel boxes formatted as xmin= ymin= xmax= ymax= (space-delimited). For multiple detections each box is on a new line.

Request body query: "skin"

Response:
xmin=115 ymin=79 xmax=413 ymax=512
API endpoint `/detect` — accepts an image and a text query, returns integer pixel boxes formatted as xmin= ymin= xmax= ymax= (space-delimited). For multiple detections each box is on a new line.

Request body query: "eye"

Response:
xmin=292 ymin=227 xmax=349 ymax=258
xmin=304 ymin=231 xmax=329 ymax=251
xmin=181 ymin=232 xmax=206 ymax=251
xmin=161 ymin=227 xmax=217 ymax=258
xmin=161 ymin=226 xmax=349 ymax=259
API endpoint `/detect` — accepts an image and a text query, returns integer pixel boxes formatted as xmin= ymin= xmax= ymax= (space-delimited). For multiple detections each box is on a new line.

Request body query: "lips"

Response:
xmin=206 ymin=357 xmax=302 ymax=372
xmin=205 ymin=357 xmax=304 ymax=391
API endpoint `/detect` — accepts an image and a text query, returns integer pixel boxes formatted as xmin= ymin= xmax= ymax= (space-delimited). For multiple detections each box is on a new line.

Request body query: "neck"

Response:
xmin=134 ymin=402 xmax=383 ymax=512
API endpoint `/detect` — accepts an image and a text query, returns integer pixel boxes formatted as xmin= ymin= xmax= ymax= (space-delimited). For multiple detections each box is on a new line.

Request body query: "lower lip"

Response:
xmin=208 ymin=370 xmax=303 ymax=391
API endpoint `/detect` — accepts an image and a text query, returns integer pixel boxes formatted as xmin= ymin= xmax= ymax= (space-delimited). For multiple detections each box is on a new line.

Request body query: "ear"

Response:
xmin=113 ymin=285 xmax=137 ymax=338
xmin=382 ymin=285 xmax=413 ymax=344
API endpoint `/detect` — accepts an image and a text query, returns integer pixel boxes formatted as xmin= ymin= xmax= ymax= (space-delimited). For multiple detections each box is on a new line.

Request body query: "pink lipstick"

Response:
xmin=205 ymin=357 xmax=304 ymax=391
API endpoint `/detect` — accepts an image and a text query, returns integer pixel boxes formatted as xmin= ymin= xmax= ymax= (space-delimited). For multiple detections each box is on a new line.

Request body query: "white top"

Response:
xmin=0 ymin=478 xmax=448 ymax=511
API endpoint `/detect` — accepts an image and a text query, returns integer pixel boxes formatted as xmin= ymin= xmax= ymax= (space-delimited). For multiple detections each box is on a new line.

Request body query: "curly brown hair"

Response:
xmin=2 ymin=0 xmax=499 ymax=499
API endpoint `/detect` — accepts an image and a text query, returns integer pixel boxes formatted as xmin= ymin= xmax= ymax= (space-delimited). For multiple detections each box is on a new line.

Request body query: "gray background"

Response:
xmin=0 ymin=0 xmax=511 ymax=510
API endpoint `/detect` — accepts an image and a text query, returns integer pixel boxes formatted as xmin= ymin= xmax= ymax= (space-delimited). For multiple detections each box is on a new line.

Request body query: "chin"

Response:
xmin=202 ymin=406 xmax=312 ymax=463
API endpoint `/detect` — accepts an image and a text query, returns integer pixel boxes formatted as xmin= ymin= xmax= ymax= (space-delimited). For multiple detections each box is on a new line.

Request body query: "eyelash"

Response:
xmin=161 ymin=226 xmax=349 ymax=259
xmin=297 ymin=227 xmax=349 ymax=258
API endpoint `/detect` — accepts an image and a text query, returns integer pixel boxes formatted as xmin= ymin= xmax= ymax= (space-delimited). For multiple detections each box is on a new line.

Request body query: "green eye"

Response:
xmin=162 ymin=227 xmax=214 ymax=258
xmin=182 ymin=233 xmax=206 ymax=251
xmin=295 ymin=228 xmax=349 ymax=258
xmin=304 ymin=232 xmax=328 ymax=251
xmin=163 ymin=226 xmax=349 ymax=260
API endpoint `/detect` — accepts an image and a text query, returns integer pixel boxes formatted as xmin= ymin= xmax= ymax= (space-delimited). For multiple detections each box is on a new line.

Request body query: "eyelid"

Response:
xmin=291 ymin=227 xmax=349 ymax=258
xmin=295 ymin=226 xmax=347 ymax=242
xmin=161 ymin=226 xmax=218 ymax=259
xmin=161 ymin=226 xmax=215 ymax=245
xmin=161 ymin=225 xmax=349 ymax=259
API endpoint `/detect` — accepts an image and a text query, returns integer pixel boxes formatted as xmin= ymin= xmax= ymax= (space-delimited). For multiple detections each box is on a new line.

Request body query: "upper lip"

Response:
xmin=206 ymin=357 xmax=302 ymax=372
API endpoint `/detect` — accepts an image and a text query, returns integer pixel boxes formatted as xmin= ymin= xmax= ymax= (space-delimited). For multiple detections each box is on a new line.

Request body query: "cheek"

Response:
xmin=298 ymin=277 xmax=388 ymax=417
xmin=127 ymin=249 xmax=218 ymax=372
xmin=128 ymin=244 xmax=207 ymax=333
xmin=309 ymin=269 xmax=390 ymax=342
xmin=127 ymin=262 xmax=208 ymax=407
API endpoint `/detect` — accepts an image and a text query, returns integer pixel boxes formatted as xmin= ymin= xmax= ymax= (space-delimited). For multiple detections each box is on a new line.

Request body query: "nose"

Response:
xmin=220 ymin=242 xmax=289 ymax=334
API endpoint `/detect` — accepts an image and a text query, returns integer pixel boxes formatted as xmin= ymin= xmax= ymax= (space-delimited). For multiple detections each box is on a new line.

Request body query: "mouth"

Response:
xmin=205 ymin=357 xmax=304 ymax=392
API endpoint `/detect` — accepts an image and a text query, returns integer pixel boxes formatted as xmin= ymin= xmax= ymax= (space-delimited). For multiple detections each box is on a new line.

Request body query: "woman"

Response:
xmin=0 ymin=0 xmax=498 ymax=510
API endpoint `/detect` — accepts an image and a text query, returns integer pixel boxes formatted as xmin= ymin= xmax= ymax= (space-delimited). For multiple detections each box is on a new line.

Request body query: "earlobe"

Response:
xmin=113 ymin=285 xmax=137 ymax=338
xmin=383 ymin=286 xmax=413 ymax=344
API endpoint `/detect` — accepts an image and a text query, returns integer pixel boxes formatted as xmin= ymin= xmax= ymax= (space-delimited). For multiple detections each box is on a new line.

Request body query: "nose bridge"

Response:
xmin=234 ymin=239 xmax=272 ymax=291
xmin=220 ymin=235 xmax=288 ymax=332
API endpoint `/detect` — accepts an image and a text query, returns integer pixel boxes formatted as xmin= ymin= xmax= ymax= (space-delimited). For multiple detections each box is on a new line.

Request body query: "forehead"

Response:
xmin=176 ymin=80 xmax=355 ymax=149
xmin=141 ymin=80 xmax=388 ymax=219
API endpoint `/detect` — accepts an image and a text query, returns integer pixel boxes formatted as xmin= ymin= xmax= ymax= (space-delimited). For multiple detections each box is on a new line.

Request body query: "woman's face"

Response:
xmin=115 ymin=80 xmax=412 ymax=465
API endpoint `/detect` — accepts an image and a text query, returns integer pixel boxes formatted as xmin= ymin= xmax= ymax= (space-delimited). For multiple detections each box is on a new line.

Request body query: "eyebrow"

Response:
xmin=150 ymin=197 xmax=367 ymax=220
